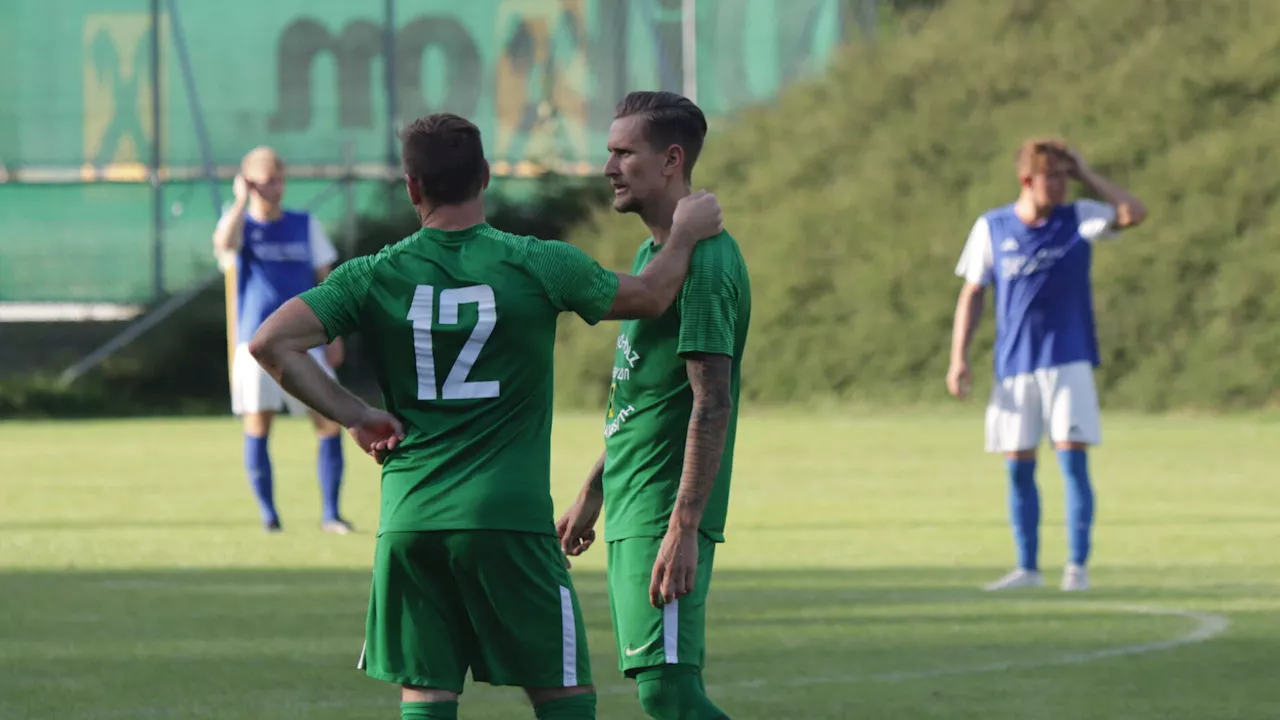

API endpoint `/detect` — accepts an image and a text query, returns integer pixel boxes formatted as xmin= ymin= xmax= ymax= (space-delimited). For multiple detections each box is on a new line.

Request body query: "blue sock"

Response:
xmin=318 ymin=435 xmax=344 ymax=522
xmin=244 ymin=435 xmax=277 ymax=525
xmin=1057 ymin=449 xmax=1094 ymax=566
xmin=1006 ymin=459 xmax=1040 ymax=571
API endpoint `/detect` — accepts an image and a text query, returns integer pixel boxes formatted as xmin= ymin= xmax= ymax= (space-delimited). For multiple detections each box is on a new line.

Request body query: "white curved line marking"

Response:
xmin=712 ymin=605 xmax=1230 ymax=690
xmin=76 ymin=604 xmax=1230 ymax=717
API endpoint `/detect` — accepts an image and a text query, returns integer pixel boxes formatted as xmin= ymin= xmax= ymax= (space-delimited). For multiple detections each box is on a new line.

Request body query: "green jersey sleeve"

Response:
xmin=677 ymin=241 xmax=738 ymax=357
xmin=298 ymin=254 xmax=378 ymax=341
xmin=524 ymin=239 xmax=620 ymax=325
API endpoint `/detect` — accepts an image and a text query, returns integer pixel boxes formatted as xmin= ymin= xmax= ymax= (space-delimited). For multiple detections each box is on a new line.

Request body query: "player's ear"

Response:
xmin=481 ymin=160 xmax=491 ymax=191
xmin=663 ymin=144 xmax=684 ymax=178
xmin=404 ymin=175 xmax=422 ymax=206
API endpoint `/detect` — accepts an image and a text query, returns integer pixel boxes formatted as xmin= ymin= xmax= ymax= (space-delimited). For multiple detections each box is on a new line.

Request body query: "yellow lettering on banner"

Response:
xmin=83 ymin=14 xmax=166 ymax=170
xmin=494 ymin=0 xmax=590 ymax=171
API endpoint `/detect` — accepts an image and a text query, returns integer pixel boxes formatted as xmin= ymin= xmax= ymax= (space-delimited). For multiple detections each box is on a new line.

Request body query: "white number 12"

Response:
xmin=407 ymin=284 xmax=500 ymax=400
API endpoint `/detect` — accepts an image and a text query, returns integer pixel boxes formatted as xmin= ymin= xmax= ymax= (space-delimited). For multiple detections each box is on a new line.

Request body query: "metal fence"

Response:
xmin=0 ymin=0 xmax=877 ymax=308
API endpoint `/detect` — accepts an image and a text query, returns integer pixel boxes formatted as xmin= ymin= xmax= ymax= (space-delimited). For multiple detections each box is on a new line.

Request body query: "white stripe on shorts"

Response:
xmin=662 ymin=600 xmax=680 ymax=664
xmin=560 ymin=585 xmax=577 ymax=686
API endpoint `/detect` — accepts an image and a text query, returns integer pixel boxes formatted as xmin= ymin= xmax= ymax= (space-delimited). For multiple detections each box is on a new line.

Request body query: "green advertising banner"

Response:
xmin=0 ymin=0 xmax=856 ymax=304
xmin=5 ymin=0 xmax=846 ymax=175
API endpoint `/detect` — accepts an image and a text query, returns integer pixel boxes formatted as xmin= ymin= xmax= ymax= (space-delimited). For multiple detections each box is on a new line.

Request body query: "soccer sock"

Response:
xmin=400 ymin=700 xmax=457 ymax=720
xmin=1057 ymin=449 xmax=1094 ymax=566
xmin=636 ymin=666 xmax=726 ymax=720
xmin=534 ymin=692 xmax=597 ymax=719
xmin=317 ymin=434 xmax=344 ymax=522
xmin=1006 ymin=458 xmax=1040 ymax=571
xmin=244 ymin=434 xmax=277 ymax=525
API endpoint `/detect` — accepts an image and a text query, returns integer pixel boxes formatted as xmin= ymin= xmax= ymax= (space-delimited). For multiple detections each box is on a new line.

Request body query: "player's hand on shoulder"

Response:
xmin=672 ymin=189 xmax=723 ymax=241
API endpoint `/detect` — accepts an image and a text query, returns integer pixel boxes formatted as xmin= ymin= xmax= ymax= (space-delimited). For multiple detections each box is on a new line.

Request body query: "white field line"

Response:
xmin=68 ymin=601 xmax=1229 ymax=718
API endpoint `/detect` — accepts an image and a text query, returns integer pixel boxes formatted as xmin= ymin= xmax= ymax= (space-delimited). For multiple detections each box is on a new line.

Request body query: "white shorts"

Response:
xmin=231 ymin=343 xmax=335 ymax=416
xmin=984 ymin=361 xmax=1101 ymax=453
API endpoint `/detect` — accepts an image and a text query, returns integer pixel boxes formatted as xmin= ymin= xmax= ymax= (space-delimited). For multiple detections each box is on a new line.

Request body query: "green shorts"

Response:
xmin=606 ymin=534 xmax=717 ymax=675
xmin=359 ymin=530 xmax=592 ymax=692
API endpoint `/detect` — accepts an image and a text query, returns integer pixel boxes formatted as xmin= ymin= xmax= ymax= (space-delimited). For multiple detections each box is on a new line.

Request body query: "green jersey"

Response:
xmin=601 ymin=231 xmax=751 ymax=543
xmin=300 ymin=224 xmax=619 ymax=536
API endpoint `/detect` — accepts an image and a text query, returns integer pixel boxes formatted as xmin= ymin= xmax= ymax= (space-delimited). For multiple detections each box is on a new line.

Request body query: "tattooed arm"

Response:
xmin=668 ymin=353 xmax=735 ymax=533
xmin=651 ymin=352 xmax=734 ymax=606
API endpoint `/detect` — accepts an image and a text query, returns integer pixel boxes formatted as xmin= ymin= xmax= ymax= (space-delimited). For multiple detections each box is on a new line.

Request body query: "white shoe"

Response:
xmin=1061 ymin=564 xmax=1090 ymax=591
xmin=983 ymin=568 xmax=1043 ymax=591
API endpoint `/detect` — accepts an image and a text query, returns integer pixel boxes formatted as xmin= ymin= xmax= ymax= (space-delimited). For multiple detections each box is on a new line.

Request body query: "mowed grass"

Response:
xmin=1 ymin=408 xmax=1278 ymax=719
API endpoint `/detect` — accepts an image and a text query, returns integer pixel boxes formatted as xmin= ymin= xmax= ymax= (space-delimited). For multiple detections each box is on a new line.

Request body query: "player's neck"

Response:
xmin=418 ymin=199 xmax=485 ymax=231
xmin=644 ymin=186 xmax=691 ymax=245
xmin=247 ymin=201 xmax=282 ymax=223
xmin=1014 ymin=194 xmax=1054 ymax=226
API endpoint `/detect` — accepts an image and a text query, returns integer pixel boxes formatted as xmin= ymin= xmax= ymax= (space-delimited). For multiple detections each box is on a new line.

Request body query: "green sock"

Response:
xmin=635 ymin=667 xmax=727 ymax=720
xmin=400 ymin=700 xmax=458 ymax=720
xmin=534 ymin=692 xmax=597 ymax=719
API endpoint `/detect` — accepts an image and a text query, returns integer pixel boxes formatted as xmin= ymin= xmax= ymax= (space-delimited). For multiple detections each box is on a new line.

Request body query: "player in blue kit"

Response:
xmin=947 ymin=138 xmax=1148 ymax=591
xmin=212 ymin=146 xmax=352 ymax=534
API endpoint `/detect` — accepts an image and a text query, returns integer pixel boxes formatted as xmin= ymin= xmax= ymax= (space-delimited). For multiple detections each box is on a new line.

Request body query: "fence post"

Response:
xmin=343 ymin=139 xmax=358 ymax=260
xmin=383 ymin=0 xmax=398 ymax=211
xmin=682 ymin=0 xmax=698 ymax=102
xmin=150 ymin=0 xmax=165 ymax=299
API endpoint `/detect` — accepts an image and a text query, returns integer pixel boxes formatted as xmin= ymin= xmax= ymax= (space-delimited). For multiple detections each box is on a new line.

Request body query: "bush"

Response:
xmin=554 ymin=0 xmax=1280 ymax=412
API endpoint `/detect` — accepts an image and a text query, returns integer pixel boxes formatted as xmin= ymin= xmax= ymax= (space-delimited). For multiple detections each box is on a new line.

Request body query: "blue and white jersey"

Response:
xmin=217 ymin=209 xmax=338 ymax=344
xmin=955 ymin=199 xmax=1118 ymax=380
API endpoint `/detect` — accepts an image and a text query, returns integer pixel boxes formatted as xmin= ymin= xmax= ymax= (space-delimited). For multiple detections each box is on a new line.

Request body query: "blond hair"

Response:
xmin=1015 ymin=137 xmax=1069 ymax=177
xmin=240 ymin=146 xmax=284 ymax=174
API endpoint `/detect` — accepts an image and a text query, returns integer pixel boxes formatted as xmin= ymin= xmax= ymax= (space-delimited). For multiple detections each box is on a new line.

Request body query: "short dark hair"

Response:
xmin=399 ymin=113 xmax=486 ymax=205
xmin=614 ymin=91 xmax=708 ymax=179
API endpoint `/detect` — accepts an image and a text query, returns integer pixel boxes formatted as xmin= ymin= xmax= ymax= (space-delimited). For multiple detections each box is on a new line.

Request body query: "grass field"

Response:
xmin=2 ymin=408 xmax=1278 ymax=719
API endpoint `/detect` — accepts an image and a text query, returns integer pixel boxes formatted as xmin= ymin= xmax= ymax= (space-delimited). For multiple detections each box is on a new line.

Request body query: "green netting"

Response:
xmin=0 ymin=0 xmax=859 ymax=303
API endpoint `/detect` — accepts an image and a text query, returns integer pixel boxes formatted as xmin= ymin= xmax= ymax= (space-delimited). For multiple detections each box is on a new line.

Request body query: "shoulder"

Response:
xmin=692 ymin=230 xmax=744 ymax=268
xmin=1070 ymin=198 xmax=1117 ymax=223
xmin=379 ymin=231 xmax=425 ymax=263
xmin=1070 ymin=198 xmax=1118 ymax=242
xmin=964 ymin=212 xmax=996 ymax=244
xmin=687 ymin=231 xmax=746 ymax=294
xmin=475 ymin=227 xmax=590 ymax=286
xmin=475 ymin=225 xmax=543 ymax=260
xmin=344 ymin=232 xmax=414 ymax=275
xmin=980 ymin=203 xmax=1018 ymax=224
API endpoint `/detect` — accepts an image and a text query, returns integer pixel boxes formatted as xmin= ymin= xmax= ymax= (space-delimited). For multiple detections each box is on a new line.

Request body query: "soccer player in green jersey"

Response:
xmin=247 ymin=113 xmax=725 ymax=720
xmin=557 ymin=92 xmax=751 ymax=720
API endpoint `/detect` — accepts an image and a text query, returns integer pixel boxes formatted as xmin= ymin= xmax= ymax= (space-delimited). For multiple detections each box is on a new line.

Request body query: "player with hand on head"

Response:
xmin=247 ymin=112 xmax=725 ymax=720
xmin=211 ymin=146 xmax=352 ymax=535
xmin=558 ymin=91 xmax=751 ymax=720
xmin=948 ymin=138 xmax=1147 ymax=592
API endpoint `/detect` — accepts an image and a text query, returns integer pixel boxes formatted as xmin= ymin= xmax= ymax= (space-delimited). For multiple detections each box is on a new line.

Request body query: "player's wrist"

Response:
xmin=666 ymin=224 xmax=697 ymax=249
xmin=667 ymin=513 xmax=700 ymax=536
xmin=337 ymin=401 xmax=377 ymax=429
